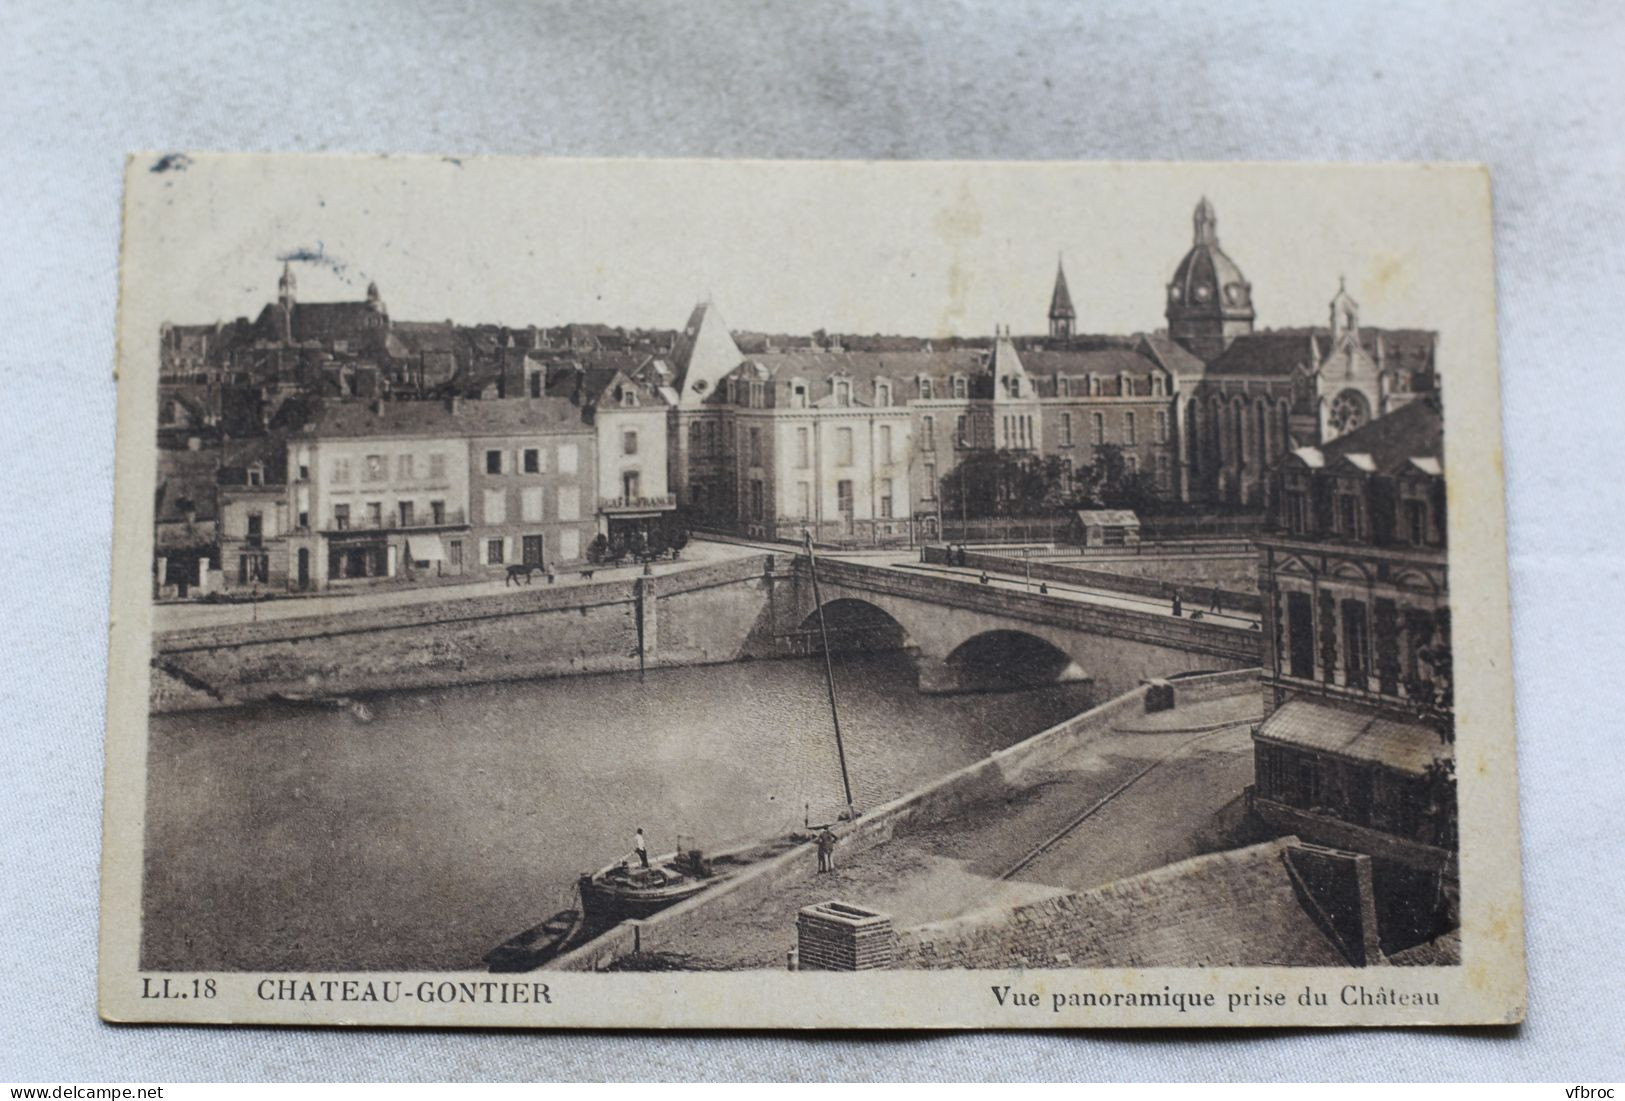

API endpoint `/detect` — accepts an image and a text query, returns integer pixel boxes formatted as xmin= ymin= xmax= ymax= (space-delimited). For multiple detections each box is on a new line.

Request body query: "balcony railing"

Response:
xmin=320 ymin=508 xmax=469 ymax=533
xmin=599 ymin=493 xmax=677 ymax=514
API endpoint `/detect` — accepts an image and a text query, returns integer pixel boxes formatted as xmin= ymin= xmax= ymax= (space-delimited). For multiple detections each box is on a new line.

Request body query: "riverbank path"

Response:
xmin=151 ymin=538 xmax=766 ymax=631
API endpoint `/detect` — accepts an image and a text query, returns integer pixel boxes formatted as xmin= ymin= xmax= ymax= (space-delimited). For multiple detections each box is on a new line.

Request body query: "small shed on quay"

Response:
xmin=1072 ymin=508 xmax=1141 ymax=547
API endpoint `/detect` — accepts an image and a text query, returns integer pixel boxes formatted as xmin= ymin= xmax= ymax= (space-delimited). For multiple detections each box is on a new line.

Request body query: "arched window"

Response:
xmin=688 ymin=421 xmax=702 ymax=454
xmin=1277 ymin=399 xmax=1293 ymax=455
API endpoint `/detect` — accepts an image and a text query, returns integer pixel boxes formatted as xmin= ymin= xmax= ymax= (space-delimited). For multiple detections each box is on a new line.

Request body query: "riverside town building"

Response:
xmin=1248 ymin=394 xmax=1458 ymax=957
xmin=153 ymin=198 xmax=1439 ymax=596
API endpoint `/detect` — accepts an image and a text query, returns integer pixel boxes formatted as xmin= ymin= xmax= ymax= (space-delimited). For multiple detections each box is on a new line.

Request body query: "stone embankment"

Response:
xmin=548 ymin=667 xmax=1262 ymax=971
xmin=150 ymin=555 xmax=795 ymax=712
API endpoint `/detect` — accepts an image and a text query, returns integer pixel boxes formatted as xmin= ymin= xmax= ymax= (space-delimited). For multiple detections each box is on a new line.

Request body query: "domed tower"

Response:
xmin=366 ymin=280 xmax=387 ymax=317
xmin=1165 ymin=197 xmax=1254 ymax=362
xmin=1048 ymin=257 xmax=1076 ymax=340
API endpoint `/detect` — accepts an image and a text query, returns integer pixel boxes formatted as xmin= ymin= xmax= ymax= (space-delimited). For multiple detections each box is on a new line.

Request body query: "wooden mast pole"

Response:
xmin=805 ymin=531 xmax=856 ymax=818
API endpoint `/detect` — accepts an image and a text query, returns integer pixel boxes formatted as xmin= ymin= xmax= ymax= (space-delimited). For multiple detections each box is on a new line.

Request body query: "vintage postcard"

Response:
xmin=99 ymin=156 xmax=1524 ymax=1028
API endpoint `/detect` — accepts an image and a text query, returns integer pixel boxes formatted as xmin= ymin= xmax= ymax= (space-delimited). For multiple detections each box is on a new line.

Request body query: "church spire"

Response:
xmin=277 ymin=261 xmax=296 ymax=309
xmin=1329 ymin=274 xmax=1359 ymax=340
xmin=1049 ymin=255 xmax=1075 ymax=340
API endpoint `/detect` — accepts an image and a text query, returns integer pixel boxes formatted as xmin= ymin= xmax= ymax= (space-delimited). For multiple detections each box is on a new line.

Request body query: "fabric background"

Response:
xmin=3 ymin=0 xmax=1621 ymax=1082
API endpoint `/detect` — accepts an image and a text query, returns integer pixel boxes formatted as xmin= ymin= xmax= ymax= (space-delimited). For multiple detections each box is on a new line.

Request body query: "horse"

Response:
xmin=505 ymin=563 xmax=543 ymax=586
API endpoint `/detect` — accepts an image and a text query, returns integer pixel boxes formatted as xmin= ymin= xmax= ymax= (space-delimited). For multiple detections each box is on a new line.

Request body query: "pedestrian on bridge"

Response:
xmin=1208 ymin=587 xmax=1222 ymax=614
xmin=1172 ymin=590 xmax=1183 ymax=617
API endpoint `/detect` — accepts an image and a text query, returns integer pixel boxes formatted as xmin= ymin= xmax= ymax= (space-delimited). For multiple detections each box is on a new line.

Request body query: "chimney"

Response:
xmin=797 ymin=901 xmax=896 ymax=971
xmin=573 ymin=362 xmax=586 ymax=404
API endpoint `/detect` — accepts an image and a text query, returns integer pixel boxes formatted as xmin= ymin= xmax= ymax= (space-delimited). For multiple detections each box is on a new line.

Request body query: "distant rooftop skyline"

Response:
xmin=143 ymin=157 xmax=1474 ymax=341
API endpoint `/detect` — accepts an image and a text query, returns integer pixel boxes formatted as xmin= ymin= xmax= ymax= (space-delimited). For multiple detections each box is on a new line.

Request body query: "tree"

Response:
xmin=645 ymin=526 xmax=669 ymax=561
xmin=666 ymin=523 xmax=690 ymax=558
xmin=942 ymin=449 xmax=1074 ymax=518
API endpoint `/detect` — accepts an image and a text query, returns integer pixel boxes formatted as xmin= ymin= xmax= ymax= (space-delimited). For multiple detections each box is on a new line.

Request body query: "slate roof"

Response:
xmin=295 ymin=397 xmax=591 ymax=440
xmin=155 ymin=447 xmax=222 ymax=525
xmin=218 ymin=437 xmax=289 ymax=486
xmin=1206 ymin=327 xmax=1438 ymax=380
xmin=1207 ymin=331 xmax=1322 ymax=377
xmin=1388 ymin=929 xmax=1461 ymax=966
xmin=1139 ymin=332 xmax=1209 ymax=380
xmin=1049 ymin=262 xmax=1075 ymax=319
xmin=1255 ymin=698 xmax=1451 ymax=776
xmin=896 ymin=838 xmax=1348 ymax=969
xmin=736 ymin=349 xmax=986 ymax=385
xmin=1316 ymin=395 xmax=1444 ymax=474
xmin=1075 ymin=509 xmax=1140 ymax=527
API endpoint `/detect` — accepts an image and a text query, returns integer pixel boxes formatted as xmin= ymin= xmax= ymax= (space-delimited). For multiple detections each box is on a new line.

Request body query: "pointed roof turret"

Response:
xmin=990 ymin=324 xmax=1031 ymax=399
xmin=1049 ymin=257 xmax=1075 ymax=321
xmin=669 ymin=299 xmax=743 ymax=407
xmin=1329 ymin=275 xmax=1359 ymax=341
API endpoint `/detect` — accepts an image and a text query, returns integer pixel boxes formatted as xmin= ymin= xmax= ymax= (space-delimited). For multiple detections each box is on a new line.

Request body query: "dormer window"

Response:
xmin=875 ymin=380 xmax=891 ymax=407
xmin=835 ymin=379 xmax=852 ymax=407
xmin=952 ymin=376 xmax=967 ymax=400
xmin=246 ymin=463 xmax=264 ymax=487
xmin=1333 ymin=480 xmax=1365 ymax=540
xmin=918 ymin=378 xmax=934 ymax=400
xmin=1283 ymin=472 xmax=1311 ymax=534
xmin=750 ymin=381 xmax=765 ymax=408
xmin=792 ymin=382 xmax=808 ymax=409
xmin=1405 ymin=498 xmax=1428 ymax=545
xmin=1399 ymin=478 xmax=1434 ymax=545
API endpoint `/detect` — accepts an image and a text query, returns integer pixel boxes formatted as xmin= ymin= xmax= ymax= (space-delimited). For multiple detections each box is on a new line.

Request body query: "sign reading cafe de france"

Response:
xmin=98 ymin=156 xmax=1524 ymax=1029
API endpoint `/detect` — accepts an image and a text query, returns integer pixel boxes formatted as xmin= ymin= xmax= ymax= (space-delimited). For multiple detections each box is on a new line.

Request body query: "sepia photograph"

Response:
xmin=98 ymin=156 xmax=1520 ymax=1028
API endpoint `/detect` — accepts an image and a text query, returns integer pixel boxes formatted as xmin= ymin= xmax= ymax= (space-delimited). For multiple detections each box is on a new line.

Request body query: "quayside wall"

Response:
xmin=150 ymin=555 xmax=803 ymax=712
xmin=547 ymin=666 xmax=1263 ymax=972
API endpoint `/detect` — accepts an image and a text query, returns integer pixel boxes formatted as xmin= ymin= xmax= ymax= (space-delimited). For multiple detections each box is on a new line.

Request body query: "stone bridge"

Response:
xmin=780 ymin=556 xmax=1259 ymax=697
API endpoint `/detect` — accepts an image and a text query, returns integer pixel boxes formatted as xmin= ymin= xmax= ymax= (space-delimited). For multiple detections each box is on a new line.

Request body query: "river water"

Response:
xmin=142 ymin=652 xmax=1095 ymax=971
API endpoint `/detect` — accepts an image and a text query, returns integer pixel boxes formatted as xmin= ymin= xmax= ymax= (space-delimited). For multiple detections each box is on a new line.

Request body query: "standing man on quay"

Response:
xmin=816 ymin=826 xmax=837 ymax=873
xmin=633 ymin=827 xmax=649 ymax=869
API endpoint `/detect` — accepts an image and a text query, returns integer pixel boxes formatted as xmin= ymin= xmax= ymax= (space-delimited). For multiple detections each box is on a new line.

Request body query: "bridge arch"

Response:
xmin=933 ymin=629 xmax=1088 ymax=694
xmin=794 ymin=598 xmax=909 ymax=655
